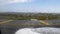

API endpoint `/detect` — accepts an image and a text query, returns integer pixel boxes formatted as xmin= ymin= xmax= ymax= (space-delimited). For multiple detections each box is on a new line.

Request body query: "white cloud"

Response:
xmin=0 ymin=0 xmax=34 ymax=5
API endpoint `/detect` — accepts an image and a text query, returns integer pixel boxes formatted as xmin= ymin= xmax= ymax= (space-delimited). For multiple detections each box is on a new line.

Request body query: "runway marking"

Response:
xmin=0 ymin=20 xmax=13 ymax=24
xmin=39 ymin=20 xmax=50 ymax=25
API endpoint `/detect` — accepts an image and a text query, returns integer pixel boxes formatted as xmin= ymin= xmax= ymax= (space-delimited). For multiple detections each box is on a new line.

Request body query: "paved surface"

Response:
xmin=39 ymin=20 xmax=50 ymax=25
xmin=0 ymin=20 xmax=13 ymax=25
xmin=0 ymin=19 xmax=60 ymax=34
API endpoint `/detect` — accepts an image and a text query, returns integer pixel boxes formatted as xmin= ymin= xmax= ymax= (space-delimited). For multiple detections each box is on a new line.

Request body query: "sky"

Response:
xmin=0 ymin=0 xmax=60 ymax=13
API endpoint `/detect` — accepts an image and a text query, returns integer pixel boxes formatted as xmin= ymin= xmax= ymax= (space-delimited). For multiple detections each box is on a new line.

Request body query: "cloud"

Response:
xmin=0 ymin=0 xmax=34 ymax=5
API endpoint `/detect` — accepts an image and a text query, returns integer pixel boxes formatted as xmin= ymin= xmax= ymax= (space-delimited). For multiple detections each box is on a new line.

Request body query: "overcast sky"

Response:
xmin=0 ymin=0 xmax=60 ymax=13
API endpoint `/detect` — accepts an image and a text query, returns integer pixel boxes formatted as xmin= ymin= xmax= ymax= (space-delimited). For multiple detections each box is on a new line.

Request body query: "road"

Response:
xmin=0 ymin=19 xmax=60 ymax=34
xmin=0 ymin=20 xmax=49 ymax=27
xmin=0 ymin=20 xmax=13 ymax=25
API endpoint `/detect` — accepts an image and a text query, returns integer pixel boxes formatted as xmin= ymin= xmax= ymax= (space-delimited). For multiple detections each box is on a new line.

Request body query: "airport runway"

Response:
xmin=0 ymin=19 xmax=60 ymax=34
